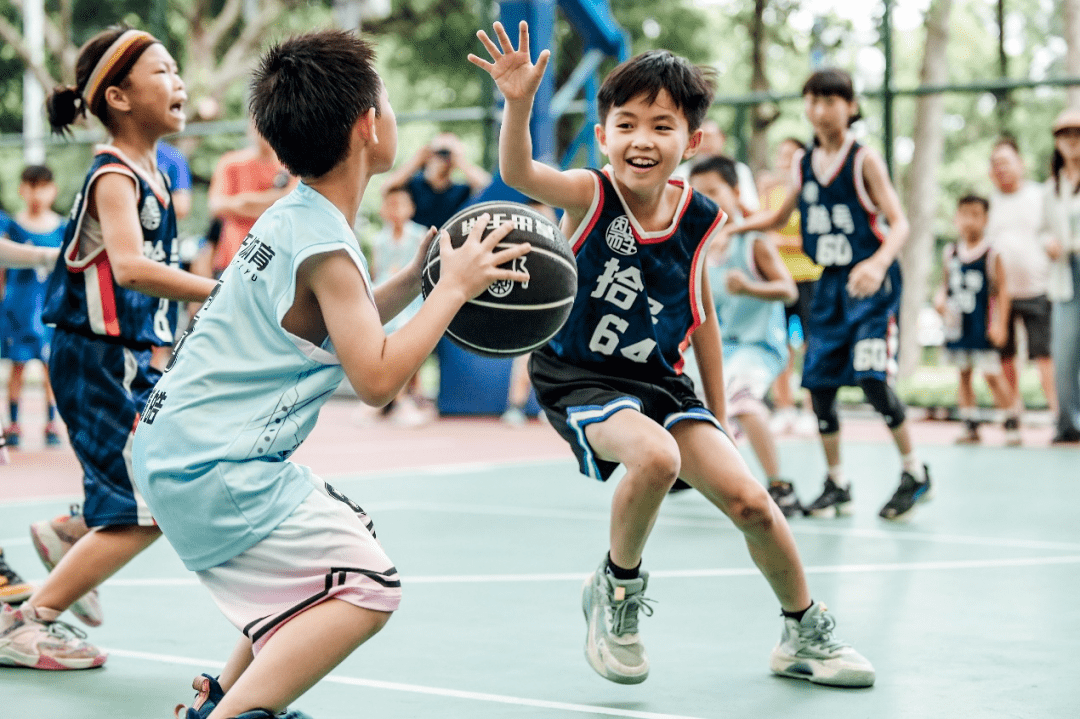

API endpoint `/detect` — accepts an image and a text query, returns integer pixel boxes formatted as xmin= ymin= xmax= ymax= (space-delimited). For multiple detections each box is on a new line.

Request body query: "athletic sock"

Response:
xmin=606 ymin=553 xmax=640 ymax=580
xmin=8 ymin=403 xmax=18 ymax=424
xmin=782 ymin=601 xmax=814 ymax=622
xmin=901 ymin=453 xmax=925 ymax=481
xmin=827 ymin=466 xmax=847 ymax=489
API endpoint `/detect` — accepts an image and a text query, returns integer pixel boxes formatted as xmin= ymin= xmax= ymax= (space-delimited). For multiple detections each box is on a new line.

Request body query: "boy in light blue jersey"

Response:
xmin=132 ymin=31 xmax=528 ymax=719
xmin=688 ymin=156 xmax=803 ymax=517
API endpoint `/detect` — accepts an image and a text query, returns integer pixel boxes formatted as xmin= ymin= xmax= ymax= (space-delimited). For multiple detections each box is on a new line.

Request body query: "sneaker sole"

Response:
xmin=0 ymin=649 xmax=107 ymax=670
xmin=770 ymin=655 xmax=875 ymax=688
xmin=0 ymin=583 xmax=34 ymax=604
xmin=29 ymin=522 xmax=104 ymax=627
xmin=805 ymin=502 xmax=853 ymax=518
xmin=581 ymin=575 xmax=649 ymax=685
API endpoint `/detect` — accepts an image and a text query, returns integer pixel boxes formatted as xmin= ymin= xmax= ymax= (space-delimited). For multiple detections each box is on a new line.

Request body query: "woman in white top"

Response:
xmin=1044 ymin=108 xmax=1080 ymax=444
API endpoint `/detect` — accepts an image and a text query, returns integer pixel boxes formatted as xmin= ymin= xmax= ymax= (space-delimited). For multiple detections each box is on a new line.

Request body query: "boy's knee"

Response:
xmin=727 ymin=484 xmax=774 ymax=532
xmin=632 ymin=438 xmax=681 ymax=489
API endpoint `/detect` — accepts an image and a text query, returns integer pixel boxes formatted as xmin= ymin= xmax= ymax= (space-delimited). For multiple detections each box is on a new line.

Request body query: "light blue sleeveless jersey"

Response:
xmin=710 ymin=231 xmax=789 ymax=373
xmin=131 ymin=183 xmax=373 ymax=571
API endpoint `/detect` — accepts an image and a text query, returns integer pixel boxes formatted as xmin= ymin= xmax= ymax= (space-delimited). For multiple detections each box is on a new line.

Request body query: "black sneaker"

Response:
xmin=804 ymin=477 xmax=852 ymax=517
xmin=954 ymin=419 xmax=980 ymax=445
xmin=1051 ymin=429 xmax=1080 ymax=445
xmin=879 ymin=464 xmax=933 ymax=521
xmin=1003 ymin=416 xmax=1022 ymax=446
xmin=768 ymin=481 xmax=804 ymax=518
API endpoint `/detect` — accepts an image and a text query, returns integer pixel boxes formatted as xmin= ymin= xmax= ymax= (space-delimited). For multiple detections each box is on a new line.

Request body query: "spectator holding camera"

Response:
xmin=382 ymin=132 xmax=490 ymax=228
xmin=207 ymin=120 xmax=297 ymax=275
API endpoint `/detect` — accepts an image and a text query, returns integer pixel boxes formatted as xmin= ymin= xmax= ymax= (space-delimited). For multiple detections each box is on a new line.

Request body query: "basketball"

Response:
xmin=421 ymin=201 xmax=577 ymax=357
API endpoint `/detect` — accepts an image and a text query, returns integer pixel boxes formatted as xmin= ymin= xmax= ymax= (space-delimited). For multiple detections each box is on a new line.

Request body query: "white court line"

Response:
xmin=102 ymin=648 xmax=705 ymax=719
xmin=357 ymin=501 xmax=1080 ymax=552
xmin=92 ymin=554 xmax=1080 ymax=587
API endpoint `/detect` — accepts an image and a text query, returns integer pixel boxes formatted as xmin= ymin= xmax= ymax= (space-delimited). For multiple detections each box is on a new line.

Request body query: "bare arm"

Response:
xmin=448 ymin=138 xmax=492 ymax=192
xmin=728 ymin=235 xmax=797 ymax=305
xmin=94 ymin=173 xmax=216 ymax=303
xmin=0 ymin=237 xmax=58 ymax=270
xmin=171 ymin=189 xmax=192 ymax=220
xmin=847 ymin=148 xmax=909 ymax=298
xmin=381 ymin=146 xmax=432 ymax=195
xmin=690 ymin=271 xmax=728 ymax=430
xmin=311 ymin=216 xmax=529 ymax=406
xmin=468 ymin=21 xmax=595 ymax=214
xmin=207 ymin=159 xmax=291 ymax=221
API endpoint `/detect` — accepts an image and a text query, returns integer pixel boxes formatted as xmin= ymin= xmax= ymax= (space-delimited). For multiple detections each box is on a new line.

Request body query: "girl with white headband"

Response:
xmin=0 ymin=25 xmax=216 ymax=670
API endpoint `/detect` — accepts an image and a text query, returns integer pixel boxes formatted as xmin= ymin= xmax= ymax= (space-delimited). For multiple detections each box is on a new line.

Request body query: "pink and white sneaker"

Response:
xmin=30 ymin=511 xmax=104 ymax=627
xmin=0 ymin=603 xmax=106 ymax=670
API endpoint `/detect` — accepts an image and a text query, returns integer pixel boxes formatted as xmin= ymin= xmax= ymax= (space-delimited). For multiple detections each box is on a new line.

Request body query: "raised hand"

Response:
xmin=467 ymin=21 xmax=550 ymax=103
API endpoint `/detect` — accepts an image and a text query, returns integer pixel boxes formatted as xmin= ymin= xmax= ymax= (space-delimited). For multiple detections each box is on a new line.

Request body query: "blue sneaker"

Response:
xmin=175 ymin=674 xmax=225 ymax=719
xmin=233 ymin=710 xmax=314 ymax=719
xmin=878 ymin=464 xmax=933 ymax=521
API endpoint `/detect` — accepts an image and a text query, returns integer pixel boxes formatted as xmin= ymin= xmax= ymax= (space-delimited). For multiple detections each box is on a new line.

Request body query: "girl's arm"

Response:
xmin=0 ymin=238 xmax=58 ymax=270
xmin=94 ymin=173 xmax=216 ymax=303
xmin=847 ymin=149 xmax=910 ymax=298
xmin=731 ymin=235 xmax=798 ymax=304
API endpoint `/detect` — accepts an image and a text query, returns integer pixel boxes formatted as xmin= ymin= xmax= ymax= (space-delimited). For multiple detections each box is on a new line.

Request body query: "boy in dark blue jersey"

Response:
xmin=737 ymin=69 xmax=932 ymax=521
xmin=470 ymin=22 xmax=873 ymax=688
xmin=936 ymin=195 xmax=1012 ymax=444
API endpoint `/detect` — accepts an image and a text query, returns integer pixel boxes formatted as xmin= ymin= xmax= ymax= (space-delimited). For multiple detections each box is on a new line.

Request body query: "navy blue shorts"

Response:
xmin=529 ymin=347 xmax=723 ymax=481
xmin=801 ymin=263 xmax=902 ymax=390
xmin=49 ymin=329 xmax=162 ymax=527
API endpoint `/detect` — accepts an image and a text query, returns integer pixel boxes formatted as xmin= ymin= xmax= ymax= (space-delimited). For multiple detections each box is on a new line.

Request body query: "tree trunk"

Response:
xmin=1067 ymin=0 xmax=1080 ymax=107
xmin=747 ymin=0 xmax=774 ymax=176
xmin=898 ymin=0 xmax=953 ymax=377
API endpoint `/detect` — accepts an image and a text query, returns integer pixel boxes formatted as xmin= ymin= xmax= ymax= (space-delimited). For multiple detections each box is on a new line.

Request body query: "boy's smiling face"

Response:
xmin=596 ymin=89 xmax=700 ymax=194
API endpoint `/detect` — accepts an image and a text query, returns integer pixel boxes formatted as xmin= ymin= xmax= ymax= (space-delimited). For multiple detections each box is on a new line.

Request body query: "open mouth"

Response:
xmin=626 ymin=157 xmax=659 ymax=170
xmin=169 ymin=100 xmax=185 ymax=116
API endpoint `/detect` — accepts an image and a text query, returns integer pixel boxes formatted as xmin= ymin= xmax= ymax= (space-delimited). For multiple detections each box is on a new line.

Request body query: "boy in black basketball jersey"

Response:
xmin=937 ymin=195 xmax=1013 ymax=444
xmin=470 ymin=22 xmax=873 ymax=688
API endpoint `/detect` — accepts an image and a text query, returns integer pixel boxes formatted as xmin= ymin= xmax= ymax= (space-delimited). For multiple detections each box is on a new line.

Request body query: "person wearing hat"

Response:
xmin=1044 ymin=108 xmax=1080 ymax=444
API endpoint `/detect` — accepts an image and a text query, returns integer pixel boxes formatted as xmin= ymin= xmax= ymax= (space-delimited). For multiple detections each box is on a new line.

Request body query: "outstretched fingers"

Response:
xmin=493 ymin=21 xmax=517 ymax=54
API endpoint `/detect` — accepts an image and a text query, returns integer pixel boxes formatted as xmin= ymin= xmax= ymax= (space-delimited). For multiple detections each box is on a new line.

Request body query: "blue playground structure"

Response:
xmin=437 ymin=0 xmax=629 ymax=416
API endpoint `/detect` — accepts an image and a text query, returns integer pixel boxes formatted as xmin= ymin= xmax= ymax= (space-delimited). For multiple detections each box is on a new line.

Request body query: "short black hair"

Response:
xmin=688 ymin=154 xmax=739 ymax=189
xmin=802 ymin=68 xmax=862 ymax=126
xmin=597 ymin=50 xmax=716 ymax=132
xmin=20 ymin=165 xmax=54 ymax=185
xmin=250 ymin=30 xmax=381 ymax=179
xmin=957 ymin=194 xmax=989 ymax=212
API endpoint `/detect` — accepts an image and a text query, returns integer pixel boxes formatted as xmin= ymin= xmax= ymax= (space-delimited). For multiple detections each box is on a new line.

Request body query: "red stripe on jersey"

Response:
xmin=94 ymin=255 xmax=121 ymax=336
xmin=674 ymin=206 xmax=726 ymax=374
xmin=572 ymin=178 xmax=606 ymax=255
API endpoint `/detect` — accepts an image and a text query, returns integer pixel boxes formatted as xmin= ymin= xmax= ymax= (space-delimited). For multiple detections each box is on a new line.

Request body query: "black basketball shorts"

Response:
xmin=528 ymin=347 xmax=723 ymax=481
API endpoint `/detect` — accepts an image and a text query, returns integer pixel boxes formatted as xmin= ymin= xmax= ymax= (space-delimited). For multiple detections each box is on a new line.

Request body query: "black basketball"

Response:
xmin=421 ymin=201 xmax=577 ymax=357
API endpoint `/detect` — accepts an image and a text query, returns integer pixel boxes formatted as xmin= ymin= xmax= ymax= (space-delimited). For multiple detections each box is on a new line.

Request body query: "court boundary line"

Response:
xmin=101 ymin=648 xmax=706 ymax=719
xmin=80 ymin=554 xmax=1080 ymax=588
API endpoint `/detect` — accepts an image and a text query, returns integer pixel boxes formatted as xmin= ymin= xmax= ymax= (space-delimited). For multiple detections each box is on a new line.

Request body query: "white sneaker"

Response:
xmin=0 ymin=603 xmax=106 ymax=670
xmin=581 ymin=555 xmax=654 ymax=684
xmin=30 ymin=512 xmax=103 ymax=627
xmin=770 ymin=602 xmax=874 ymax=687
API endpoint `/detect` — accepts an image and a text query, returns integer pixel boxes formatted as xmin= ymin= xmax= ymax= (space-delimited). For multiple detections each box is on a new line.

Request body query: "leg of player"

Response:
xmin=956 ymin=367 xmax=980 ymax=444
xmin=1034 ymin=356 xmax=1058 ymax=418
xmin=857 ymin=377 xmax=932 ymax=520
xmin=41 ymin=369 xmax=62 ymax=446
xmin=734 ymin=410 xmax=803 ymax=518
xmin=202 ymin=601 xmax=391 ymax=719
xmin=4 ymin=361 xmax=24 ymax=448
xmin=579 ymin=409 xmax=678 ymax=685
xmin=28 ymin=525 xmax=160 ymax=620
xmin=671 ymin=420 xmax=874 ymax=687
xmin=804 ymin=387 xmax=851 ymax=517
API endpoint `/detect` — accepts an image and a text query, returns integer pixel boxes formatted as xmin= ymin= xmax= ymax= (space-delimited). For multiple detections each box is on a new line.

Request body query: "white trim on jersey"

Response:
xmin=83 ymin=263 xmax=107 ymax=335
xmin=810 ymin=134 xmax=856 ymax=187
xmin=567 ymin=171 xmax=603 ymax=252
xmin=99 ymin=144 xmax=171 ymax=207
xmin=567 ymin=397 xmax=643 ymax=481
xmin=662 ymin=406 xmax=723 ymax=432
xmin=852 ymin=147 xmax=880 ymax=215
xmin=602 ymin=165 xmax=692 ymax=242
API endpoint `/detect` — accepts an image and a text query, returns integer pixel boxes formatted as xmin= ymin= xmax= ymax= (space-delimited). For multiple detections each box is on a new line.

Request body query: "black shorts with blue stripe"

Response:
xmin=528 ymin=346 xmax=722 ymax=481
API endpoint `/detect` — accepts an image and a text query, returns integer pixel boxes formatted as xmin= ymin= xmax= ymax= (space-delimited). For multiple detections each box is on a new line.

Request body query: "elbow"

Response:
xmin=783 ymin=286 xmax=799 ymax=306
xmin=110 ymin=259 xmax=141 ymax=290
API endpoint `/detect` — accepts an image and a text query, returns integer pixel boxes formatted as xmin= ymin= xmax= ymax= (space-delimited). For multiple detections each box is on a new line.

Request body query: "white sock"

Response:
xmin=901 ymin=453 xmax=924 ymax=481
xmin=827 ymin=465 xmax=846 ymax=489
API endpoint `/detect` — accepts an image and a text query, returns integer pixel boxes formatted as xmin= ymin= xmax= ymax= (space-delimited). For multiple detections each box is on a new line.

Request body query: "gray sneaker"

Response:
xmin=769 ymin=602 xmax=875 ymax=687
xmin=581 ymin=556 xmax=654 ymax=684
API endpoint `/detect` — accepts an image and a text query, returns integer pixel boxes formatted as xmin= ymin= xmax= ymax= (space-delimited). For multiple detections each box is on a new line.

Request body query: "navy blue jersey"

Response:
xmin=42 ymin=147 xmax=179 ymax=346
xmin=944 ymin=242 xmax=994 ymax=351
xmin=797 ymin=138 xmax=884 ymax=271
xmin=545 ymin=167 xmax=725 ymax=380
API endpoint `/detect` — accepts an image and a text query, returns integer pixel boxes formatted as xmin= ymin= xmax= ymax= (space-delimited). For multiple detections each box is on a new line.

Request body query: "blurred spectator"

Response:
xmin=986 ymin=137 xmax=1057 ymax=443
xmin=1045 ymin=108 xmax=1080 ymax=444
xmin=381 ymin=132 xmax=490 ymax=229
xmin=674 ymin=119 xmax=759 ymax=214
xmin=157 ymin=141 xmax=192 ymax=220
xmin=760 ymin=137 xmax=819 ymax=436
xmin=207 ymin=121 xmax=296 ymax=275
xmin=0 ymin=165 xmax=66 ymax=449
